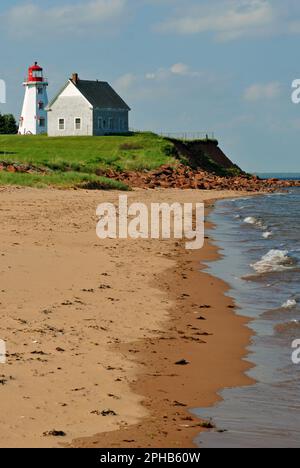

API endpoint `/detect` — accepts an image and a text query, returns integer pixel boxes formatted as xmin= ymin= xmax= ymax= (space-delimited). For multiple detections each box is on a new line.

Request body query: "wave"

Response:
xmin=262 ymin=231 xmax=273 ymax=239
xmin=275 ymin=320 xmax=300 ymax=335
xmin=244 ymin=216 xmax=266 ymax=229
xmin=281 ymin=299 xmax=297 ymax=309
xmin=251 ymin=250 xmax=297 ymax=274
xmin=244 ymin=216 xmax=258 ymax=225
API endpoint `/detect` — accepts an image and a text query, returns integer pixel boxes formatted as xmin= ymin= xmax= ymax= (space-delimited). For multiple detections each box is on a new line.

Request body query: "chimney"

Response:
xmin=72 ymin=73 xmax=79 ymax=84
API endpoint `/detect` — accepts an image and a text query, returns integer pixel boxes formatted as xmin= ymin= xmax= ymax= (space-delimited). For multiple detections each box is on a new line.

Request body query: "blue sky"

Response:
xmin=0 ymin=0 xmax=300 ymax=172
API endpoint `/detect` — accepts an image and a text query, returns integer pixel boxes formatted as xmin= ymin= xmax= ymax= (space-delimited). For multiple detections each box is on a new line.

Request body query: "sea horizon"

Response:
xmin=256 ymin=172 xmax=300 ymax=180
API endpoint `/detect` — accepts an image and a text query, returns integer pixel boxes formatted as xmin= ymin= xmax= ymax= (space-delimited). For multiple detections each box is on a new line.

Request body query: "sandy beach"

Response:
xmin=0 ymin=186 xmax=254 ymax=448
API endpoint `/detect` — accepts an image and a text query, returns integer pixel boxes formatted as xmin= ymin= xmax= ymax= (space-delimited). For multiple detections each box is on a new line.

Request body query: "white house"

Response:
xmin=47 ymin=73 xmax=130 ymax=137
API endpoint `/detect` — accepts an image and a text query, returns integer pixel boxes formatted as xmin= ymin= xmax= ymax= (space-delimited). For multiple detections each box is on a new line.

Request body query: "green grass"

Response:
xmin=0 ymin=170 xmax=129 ymax=190
xmin=0 ymin=132 xmax=175 ymax=171
xmin=0 ymin=132 xmax=176 ymax=189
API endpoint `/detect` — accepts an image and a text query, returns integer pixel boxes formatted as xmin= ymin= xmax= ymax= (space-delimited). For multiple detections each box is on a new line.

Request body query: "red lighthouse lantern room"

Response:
xmin=27 ymin=62 xmax=44 ymax=82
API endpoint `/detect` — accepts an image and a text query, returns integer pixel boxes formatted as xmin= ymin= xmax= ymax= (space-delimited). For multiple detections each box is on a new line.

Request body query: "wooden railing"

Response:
xmin=129 ymin=129 xmax=216 ymax=141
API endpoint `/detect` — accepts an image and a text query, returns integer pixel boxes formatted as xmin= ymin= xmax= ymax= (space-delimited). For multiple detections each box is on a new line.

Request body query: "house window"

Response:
xmin=98 ymin=117 xmax=103 ymax=129
xmin=103 ymin=120 xmax=106 ymax=129
xmin=109 ymin=118 xmax=114 ymax=130
xmin=39 ymin=118 xmax=45 ymax=128
xmin=59 ymin=118 xmax=65 ymax=130
xmin=75 ymin=118 xmax=81 ymax=130
xmin=38 ymin=101 xmax=44 ymax=110
xmin=37 ymin=87 xmax=43 ymax=95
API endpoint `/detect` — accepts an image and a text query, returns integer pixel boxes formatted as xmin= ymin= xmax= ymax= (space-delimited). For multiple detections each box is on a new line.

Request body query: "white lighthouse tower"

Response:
xmin=19 ymin=62 xmax=48 ymax=135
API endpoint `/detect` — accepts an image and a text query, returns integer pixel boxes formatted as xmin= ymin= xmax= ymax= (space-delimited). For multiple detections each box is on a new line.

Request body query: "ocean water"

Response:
xmin=194 ymin=187 xmax=300 ymax=448
xmin=257 ymin=173 xmax=300 ymax=181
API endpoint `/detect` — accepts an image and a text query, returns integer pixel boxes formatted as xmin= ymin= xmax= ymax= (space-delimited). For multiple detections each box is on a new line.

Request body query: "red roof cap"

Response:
xmin=29 ymin=61 xmax=43 ymax=71
xmin=27 ymin=62 xmax=44 ymax=82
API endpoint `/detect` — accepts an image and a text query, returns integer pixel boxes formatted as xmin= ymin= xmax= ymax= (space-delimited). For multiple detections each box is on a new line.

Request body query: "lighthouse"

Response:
xmin=19 ymin=62 xmax=48 ymax=135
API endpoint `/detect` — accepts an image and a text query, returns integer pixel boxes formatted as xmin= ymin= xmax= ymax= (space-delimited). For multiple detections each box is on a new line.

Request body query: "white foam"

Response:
xmin=282 ymin=299 xmax=297 ymax=309
xmin=244 ymin=216 xmax=266 ymax=229
xmin=251 ymin=249 xmax=296 ymax=274
xmin=262 ymin=231 xmax=273 ymax=239
xmin=244 ymin=216 xmax=257 ymax=225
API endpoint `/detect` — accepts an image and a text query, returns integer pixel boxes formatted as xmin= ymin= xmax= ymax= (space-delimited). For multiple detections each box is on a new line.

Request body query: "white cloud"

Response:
xmin=114 ymin=73 xmax=137 ymax=92
xmin=145 ymin=68 xmax=170 ymax=81
xmin=146 ymin=63 xmax=202 ymax=80
xmin=156 ymin=0 xmax=277 ymax=41
xmin=170 ymin=63 xmax=190 ymax=75
xmin=113 ymin=62 xmax=209 ymax=106
xmin=3 ymin=0 xmax=127 ymax=37
xmin=244 ymin=82 xmax=281 ymax=101
xmin=145 ymin=73 xmax=156 ymax=80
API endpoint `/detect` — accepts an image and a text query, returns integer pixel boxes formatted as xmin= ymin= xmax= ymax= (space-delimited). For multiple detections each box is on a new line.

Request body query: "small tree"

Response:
xmin=0 ymin=113 xmax=5 ymax=134
xmin=3 ymin=114 xmax=18 ymax=134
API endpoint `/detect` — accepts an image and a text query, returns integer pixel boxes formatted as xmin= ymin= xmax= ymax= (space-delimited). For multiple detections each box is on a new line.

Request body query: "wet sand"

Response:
xmin=0 ymin=186 xmax=253 ymax=447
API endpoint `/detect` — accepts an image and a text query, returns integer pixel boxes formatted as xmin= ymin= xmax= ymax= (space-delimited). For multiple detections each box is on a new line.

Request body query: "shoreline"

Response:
xmin=73 ymin=198 xmax=255 ymax=448
xmin=0 ymin=187 xmax=256 ymax=448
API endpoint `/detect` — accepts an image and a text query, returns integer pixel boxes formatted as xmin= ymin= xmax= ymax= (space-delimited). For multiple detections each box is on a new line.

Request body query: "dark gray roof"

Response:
xmin=74 ymin=79 xmax=130 ymax=110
